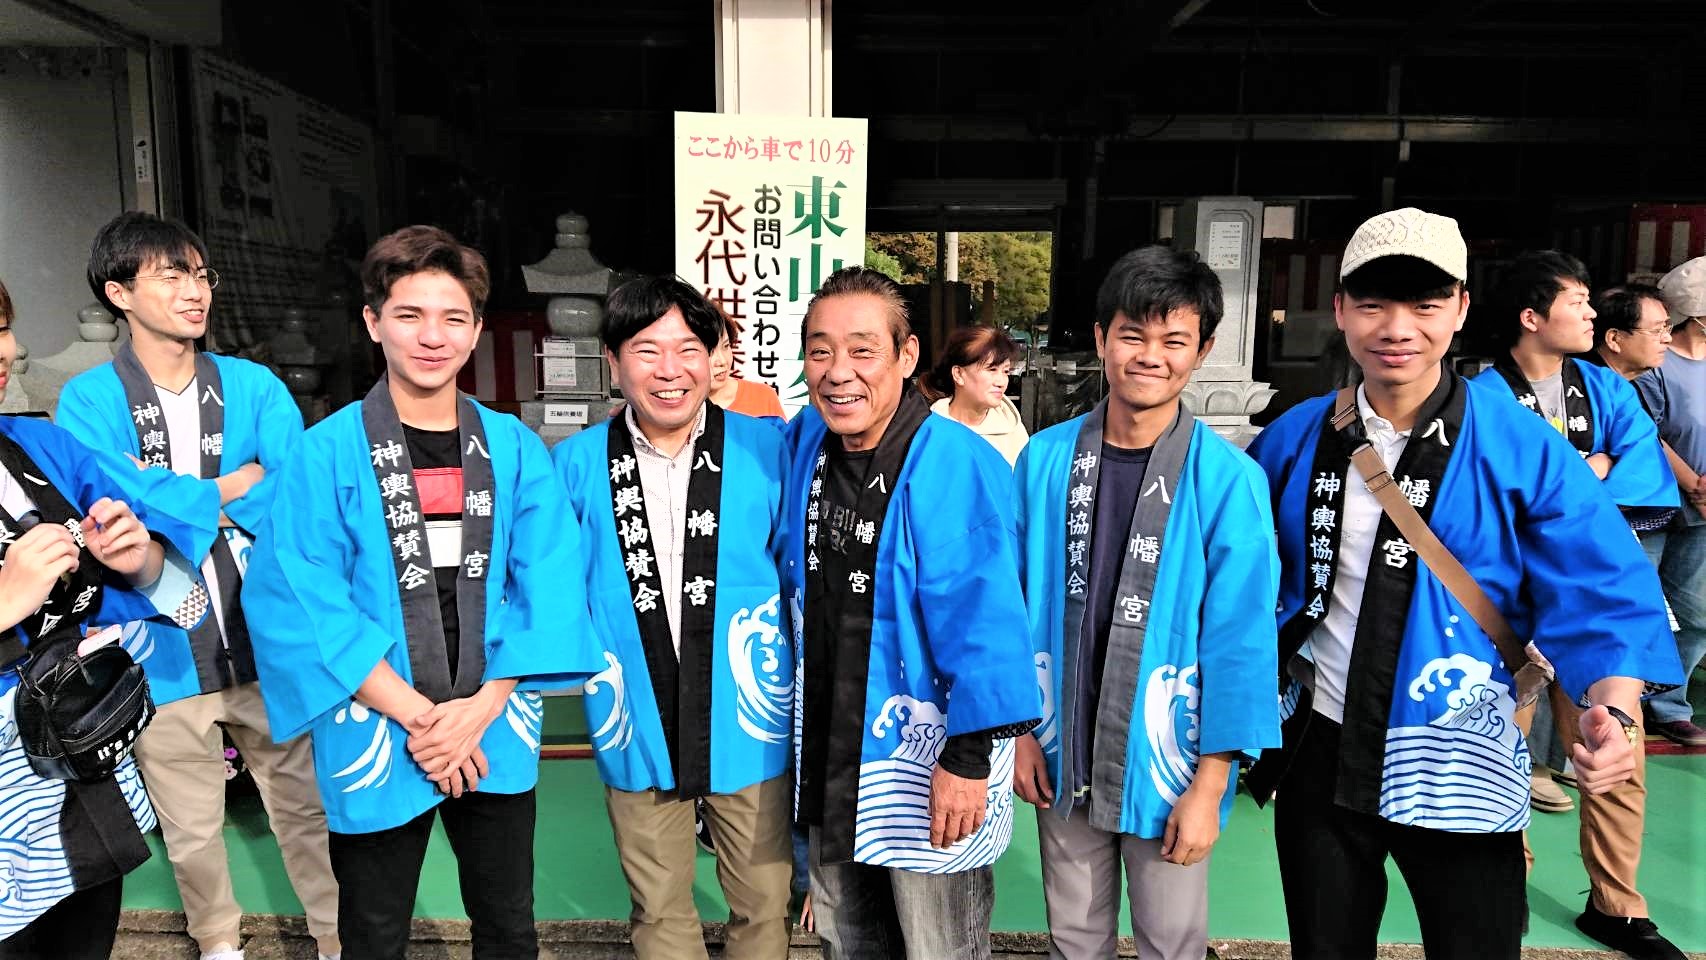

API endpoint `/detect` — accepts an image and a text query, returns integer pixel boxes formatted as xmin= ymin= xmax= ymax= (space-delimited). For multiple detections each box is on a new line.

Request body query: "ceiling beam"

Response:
xmin=490 ymin=108 xmax=1687 ymax=145
xmin=7 ymin=0 xmax=143 ymax=48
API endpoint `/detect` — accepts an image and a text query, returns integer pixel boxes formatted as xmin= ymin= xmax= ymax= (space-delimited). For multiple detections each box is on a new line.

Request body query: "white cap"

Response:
xmin=1340 ymin=207 xmax=1468 ymax=282
xmin=1659 ymin=256 xmax=1706 ymax=320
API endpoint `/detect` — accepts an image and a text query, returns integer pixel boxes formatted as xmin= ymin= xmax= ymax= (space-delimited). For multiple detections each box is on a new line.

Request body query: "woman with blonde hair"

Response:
xmin=919 ymin=324 xmax=1029 ymax=465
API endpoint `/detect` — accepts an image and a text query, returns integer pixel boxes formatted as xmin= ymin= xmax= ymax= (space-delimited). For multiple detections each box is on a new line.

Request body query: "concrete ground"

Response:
xmin=113 ymin=912 xmax=1700 ymax=959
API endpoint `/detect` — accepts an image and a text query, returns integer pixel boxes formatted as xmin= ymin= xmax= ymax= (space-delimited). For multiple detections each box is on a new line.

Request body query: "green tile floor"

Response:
xmin=121 ymin=707 xmax=1706 ymax=951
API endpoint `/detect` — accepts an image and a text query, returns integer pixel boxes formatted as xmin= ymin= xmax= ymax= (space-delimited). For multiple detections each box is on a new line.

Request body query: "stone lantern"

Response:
xmin=519 ymin=212 xmax=618 ymax=444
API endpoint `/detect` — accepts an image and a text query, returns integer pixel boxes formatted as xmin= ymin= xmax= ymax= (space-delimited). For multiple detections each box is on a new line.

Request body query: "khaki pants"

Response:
xmin=1515 ymin=681 xmax=1648 ymax=917
xmin=133 ymin=682 xmax=340 ymax=955
xmin=604 ymin=774 xmax=793 ymax=960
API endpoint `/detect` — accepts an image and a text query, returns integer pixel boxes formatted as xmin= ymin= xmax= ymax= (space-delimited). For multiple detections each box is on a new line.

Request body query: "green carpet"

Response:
xmin=122 ymin=754 xmax=1706 ymax=950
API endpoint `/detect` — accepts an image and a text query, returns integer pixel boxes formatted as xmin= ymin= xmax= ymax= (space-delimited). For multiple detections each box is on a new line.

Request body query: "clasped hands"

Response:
xmin=403 ymin=686 xmax=505 ymax=798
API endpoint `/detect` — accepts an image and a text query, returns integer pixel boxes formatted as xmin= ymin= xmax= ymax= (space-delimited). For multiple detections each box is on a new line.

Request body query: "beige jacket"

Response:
xmin=930 ymin=395 xmax=1029 ymax=466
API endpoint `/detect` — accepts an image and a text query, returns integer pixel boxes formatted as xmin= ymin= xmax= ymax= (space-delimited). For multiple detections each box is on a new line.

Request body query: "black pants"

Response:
xmin=329 ymin=788 xmax=538 ymax=960
xmin=1273 ymin=715 xmax=1525 ymax=960
xmin=0 ymin=876 xmax=122 ymax=960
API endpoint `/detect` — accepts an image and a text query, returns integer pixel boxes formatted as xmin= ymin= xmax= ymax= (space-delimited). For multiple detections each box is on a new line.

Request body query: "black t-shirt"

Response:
xmin=404 ymin=425 xmax=461 ymax=676
xmin=1073 ymin=442 xmax=1151 ymax=801
xmin=813 ymin=445 xmax=993 ymax=781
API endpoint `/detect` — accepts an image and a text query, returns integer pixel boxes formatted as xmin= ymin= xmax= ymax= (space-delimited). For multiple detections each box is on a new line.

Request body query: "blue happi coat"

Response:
xmin=553 ymin=412 xmax=794 ymax=794
xmin=241 ymin=399 xmax=604 ymax=834
xmin=1247 ymin=378 xmax=1683 ymax=833
xmin=781 ymin=406 xmax=1041 ymax=873
xmin=1470 ymin=358 xmax=1678 ymax=510
xmin=1016 ymin=416 xmax=1281 ymax=839
xmin=56 ymin=354 xmax=303 ymax=705
xmin=0 ymin=415 xmax=214 ymax=936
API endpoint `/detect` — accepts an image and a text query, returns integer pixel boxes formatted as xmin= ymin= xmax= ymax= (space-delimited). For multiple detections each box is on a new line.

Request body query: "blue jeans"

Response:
xmin=807 ymin=826 xmax=995 ymax=960
xmin=1645 ymin=524 xmax=1706 ymax=723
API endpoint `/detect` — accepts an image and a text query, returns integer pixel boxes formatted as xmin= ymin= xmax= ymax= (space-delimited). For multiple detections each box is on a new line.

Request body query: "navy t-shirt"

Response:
xmin=1072 ymin=442 xmax=1152 ymax=804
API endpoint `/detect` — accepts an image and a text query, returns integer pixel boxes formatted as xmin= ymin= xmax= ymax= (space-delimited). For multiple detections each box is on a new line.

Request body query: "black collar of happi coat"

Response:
xmin=1282 ymin=365 xmax=1466 ymax=815
xmin=606 ymin=401 xmax=726 ymax=798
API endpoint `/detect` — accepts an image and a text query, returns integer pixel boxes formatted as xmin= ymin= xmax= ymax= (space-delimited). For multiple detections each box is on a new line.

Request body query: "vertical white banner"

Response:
xmin=674 ymin=112 xmax=869 ymax=415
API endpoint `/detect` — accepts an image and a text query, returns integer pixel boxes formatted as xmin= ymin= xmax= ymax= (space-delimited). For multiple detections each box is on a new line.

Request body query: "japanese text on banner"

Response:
xmin=674 ymin=112 xmax=869 ymax=416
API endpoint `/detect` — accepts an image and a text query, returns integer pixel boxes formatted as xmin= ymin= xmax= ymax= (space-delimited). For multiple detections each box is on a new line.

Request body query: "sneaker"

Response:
xmin=1554 ymin=759 xmax=1579 ymax=789
xmin=1530 ymin=770 xmax=1574 ymax=813
xmin=1650 ymin=718 xmax=1706 ymax=747
xmin=1575 ymin=901 xmax=1685 ymax=960
xmin=200 ymin=947 xmax=244 ymax=960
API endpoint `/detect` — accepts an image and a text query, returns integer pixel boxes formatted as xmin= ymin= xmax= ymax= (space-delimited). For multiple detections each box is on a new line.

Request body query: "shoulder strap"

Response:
xmin=1332 ymin=387 xmax=1531 ymax=678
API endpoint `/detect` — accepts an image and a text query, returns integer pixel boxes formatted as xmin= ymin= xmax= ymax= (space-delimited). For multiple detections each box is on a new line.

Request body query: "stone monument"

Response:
xmin=1172 ymin=197 xmax=1276 ymax=447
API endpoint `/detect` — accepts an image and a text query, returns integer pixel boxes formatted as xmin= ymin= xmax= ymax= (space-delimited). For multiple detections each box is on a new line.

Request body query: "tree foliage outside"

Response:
xmin=864 ymin=231 xmax=1052 ymax=336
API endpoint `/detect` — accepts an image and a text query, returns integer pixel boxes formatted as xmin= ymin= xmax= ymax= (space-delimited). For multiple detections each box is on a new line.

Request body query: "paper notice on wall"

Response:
xmin=1207 ymin=220 xmax=1245 ymax=271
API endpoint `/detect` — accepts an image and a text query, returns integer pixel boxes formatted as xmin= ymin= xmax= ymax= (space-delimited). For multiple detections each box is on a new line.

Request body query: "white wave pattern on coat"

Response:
xmin=504 ymin=690 xmax=545 ymax=752
xmin=1144 ymin=663 xmax=1202 ymax=807
xmin=1380 ymin=652 xmax=1530 ymax=832
xmin=584 ymin=651 xmax=635 ymax=753
xmin=729 ymin=593 xmax=793 ymax=744
xmin=853 ymin=694 xmax=1017 ymax=873
xmin=331 ymin=701 xmax=393 ymax=793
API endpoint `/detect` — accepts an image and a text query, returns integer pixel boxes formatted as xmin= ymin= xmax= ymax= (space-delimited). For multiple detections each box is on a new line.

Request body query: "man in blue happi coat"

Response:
xmin=1246 ymin=208 xmax=1682 ymax=960
xmin=1473 ymin=250 xmax=1684 ymax=960
xmin=242 ymin=226 xmax=603 ymax=959
xmin=554 ymin=276 xmax=793 ymax=959
xmin=58 ymin=211 xmax=339 ymax=960
xmin=1013 ymin=246 xmax=1280 ymax=960
xmin=781 ymin=267 xmax=1040 ymax=960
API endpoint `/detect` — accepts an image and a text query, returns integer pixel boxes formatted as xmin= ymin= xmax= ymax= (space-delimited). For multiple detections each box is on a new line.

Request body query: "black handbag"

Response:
xmin=8 ymin=629 xmax=155 ymax=783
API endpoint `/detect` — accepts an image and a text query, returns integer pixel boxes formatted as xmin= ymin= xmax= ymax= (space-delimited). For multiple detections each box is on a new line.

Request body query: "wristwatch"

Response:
xmin=1602 ymin=705 xmax=1641 ymax=748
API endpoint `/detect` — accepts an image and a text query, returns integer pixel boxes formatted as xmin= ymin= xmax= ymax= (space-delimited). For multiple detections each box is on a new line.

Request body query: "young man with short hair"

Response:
xmin=1470 ymin=252 xmax=1683 ymax=960
xmin=781 ymin=266 xmax=1040 ymax=960
xmin=58 ymin=212 xmax=339 ymax=960
xmin=1636 ymin=256 xmax=1706 ymax=748
xmin=1012 ymin=247 xmax=1280 ymax=960
xmin=242 ymin=225 xmax=603 ymax=959
xmin=1246 ymin=208 xmax=1681 ymax=960
xmin=554 ymin=276 xmax=793 ymax=960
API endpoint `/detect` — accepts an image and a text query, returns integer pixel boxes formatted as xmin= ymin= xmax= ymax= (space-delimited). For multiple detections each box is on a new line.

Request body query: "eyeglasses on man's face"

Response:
xmin=130 ymin=268 xmax=220 ymax=291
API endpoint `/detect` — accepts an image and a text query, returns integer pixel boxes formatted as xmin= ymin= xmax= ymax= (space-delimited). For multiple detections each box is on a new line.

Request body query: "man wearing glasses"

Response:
xmin=56 ymin=213 xmax=340 ymax=960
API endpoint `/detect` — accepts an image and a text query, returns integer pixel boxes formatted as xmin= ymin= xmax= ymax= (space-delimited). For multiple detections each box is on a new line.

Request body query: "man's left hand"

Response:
xmin=1572 ymin=704 xmax=1637 ymax=795
xmin=1161 ymin=782 xmax=1222 ymax=866
xmin=928 ymin=765 xmax=987 ymax=849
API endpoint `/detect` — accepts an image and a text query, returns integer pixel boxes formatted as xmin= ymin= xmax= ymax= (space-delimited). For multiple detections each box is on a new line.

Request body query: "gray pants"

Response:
xmin=1037 ymin=806 xmax=1210 ymax=960
xmin=808 ymin=826 xmax=995 ymax=960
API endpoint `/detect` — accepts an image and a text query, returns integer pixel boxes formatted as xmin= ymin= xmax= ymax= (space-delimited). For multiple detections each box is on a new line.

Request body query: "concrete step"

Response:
xmin=116 ymin=911 xmax=1682 ymax=959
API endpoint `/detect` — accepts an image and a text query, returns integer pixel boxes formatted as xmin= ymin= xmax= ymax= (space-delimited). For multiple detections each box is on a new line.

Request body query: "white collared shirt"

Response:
xmin=1307 ymin=384 xmax=1412 ymax=724
xmin=625 ymin=405 xmax=707 ymax=658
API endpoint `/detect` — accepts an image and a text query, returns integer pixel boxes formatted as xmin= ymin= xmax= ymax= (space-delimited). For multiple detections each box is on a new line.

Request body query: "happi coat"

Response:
xmin=1246 ymin=372 xmax=1683 ymax=834
xmin=553 ymin=405 xmax=794 ymax=796
xmin=56 ymin=350 xmax=303 ymax=706
xmin=242 ymin=391 xmax=603 ymax=834
xmin=1016 ymin=403 xmax=1281 ymax=839
xmin=781 ymin=399 xmax=1041 ymax=873
xmin=0 ymin=415 xmax=214 ymax=937
xmin=1471 ymin=356 xmax=1677 ymax=510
